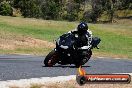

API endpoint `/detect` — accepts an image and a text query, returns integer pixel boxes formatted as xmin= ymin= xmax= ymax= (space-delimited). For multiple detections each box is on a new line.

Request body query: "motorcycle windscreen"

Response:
xmin=58 ymin=33 xmax=75 ymax=48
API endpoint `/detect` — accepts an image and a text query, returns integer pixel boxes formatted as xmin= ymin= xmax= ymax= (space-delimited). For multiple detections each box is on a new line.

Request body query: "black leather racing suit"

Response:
xmin=68 ymin=29 xmax=93 ymax=61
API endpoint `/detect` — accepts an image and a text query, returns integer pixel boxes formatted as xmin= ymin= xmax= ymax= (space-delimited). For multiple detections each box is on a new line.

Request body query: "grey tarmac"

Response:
xmin=0 ymin=55 xmax=132 ymax=81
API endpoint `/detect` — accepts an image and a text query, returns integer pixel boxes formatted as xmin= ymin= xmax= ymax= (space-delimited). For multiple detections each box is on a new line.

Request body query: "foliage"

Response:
xmin=41 ymin=0 xmax=61 ymax=20
xmin=0 ymin=1 xmax=12 ymax=16
xmin=0 ymin=0 xmax=131 ymax=22
xmin=14 ymin=0 xmax=41 ymax=18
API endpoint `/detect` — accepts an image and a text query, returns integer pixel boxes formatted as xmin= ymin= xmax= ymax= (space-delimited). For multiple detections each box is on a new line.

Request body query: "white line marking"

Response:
xmin=97 ymin=57 xmax=106 ymax=59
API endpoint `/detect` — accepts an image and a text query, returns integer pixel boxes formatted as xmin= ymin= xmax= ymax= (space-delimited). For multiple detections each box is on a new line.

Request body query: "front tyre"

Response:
xmin=44 ymin=50 xmax=58 ymax=67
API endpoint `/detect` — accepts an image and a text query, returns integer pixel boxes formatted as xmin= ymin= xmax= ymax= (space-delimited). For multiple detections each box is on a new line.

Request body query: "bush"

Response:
xmin=65 ymin=13 xmax=77 ymax=21
xmin=0 ymin=1 xmax=13 ymax=16
xmin=82 ymin=11 xmax=93 ymax=22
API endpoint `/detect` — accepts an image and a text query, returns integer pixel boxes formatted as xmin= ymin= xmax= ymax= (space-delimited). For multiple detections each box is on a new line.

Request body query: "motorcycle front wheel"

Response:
xmin=44 ymin=50 xmax=58 ymax=67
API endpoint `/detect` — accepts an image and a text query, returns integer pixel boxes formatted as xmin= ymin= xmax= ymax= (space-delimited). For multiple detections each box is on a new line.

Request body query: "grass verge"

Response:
xmin=0 ymin=16 xmax=131 ymax=58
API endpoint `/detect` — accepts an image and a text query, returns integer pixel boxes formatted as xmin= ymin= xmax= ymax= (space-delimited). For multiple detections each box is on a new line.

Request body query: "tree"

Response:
xmin=90 ymin=0 xmax=116 ymax=23
xmin=41 ymin=0 xmax=62 ymax=20
xmin=63 ymin=0 xmax=85 ymax=21
xmin=116 ymin=0 xmax=132 ymax=10
xmin=65 ymin=1 xmax=78 ymax=21
xmin=91 ymin=0 xmax=103 ymax=22
xmin=13 ymin=0 xmax=41 ymax=18
xmin=0 ymin=1 xmax=13 ymax=16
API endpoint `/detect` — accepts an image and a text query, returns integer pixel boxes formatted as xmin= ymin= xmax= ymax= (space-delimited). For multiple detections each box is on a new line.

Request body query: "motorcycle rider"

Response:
xmin=56 ymin=22 xmax=93 ymax=65
xmin=69 ymin=22 xmax=93 ymax=64
xmin=57 ymin=22 xmax=101 ymax=65
xmin=68 ymin=22 xmax=93 ymax=50
xmin=44 ymin=22 xmax=101 ymax=67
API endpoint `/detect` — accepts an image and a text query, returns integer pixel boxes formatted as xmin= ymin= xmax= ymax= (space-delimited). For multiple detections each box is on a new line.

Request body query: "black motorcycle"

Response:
xmin=44 ymin=33 xmax=101 ymax=67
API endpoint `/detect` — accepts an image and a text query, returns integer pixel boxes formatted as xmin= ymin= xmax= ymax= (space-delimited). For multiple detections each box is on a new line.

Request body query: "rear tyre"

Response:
xmin=44 ymin=50 xmax=58 ymax=67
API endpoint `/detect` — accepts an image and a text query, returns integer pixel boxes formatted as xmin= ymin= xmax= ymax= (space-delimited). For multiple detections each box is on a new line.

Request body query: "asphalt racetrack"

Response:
xmin=0 ymin=55 xmax=132 ymax=81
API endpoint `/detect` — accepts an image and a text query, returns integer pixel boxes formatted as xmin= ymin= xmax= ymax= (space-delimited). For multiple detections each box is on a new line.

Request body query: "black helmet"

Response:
xmin=77 ymin=22 xmax=88 ymax=33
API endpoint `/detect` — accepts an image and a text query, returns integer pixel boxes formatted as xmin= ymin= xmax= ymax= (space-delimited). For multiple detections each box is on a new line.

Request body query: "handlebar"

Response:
xmin=96 ymin=46 xmax=100 ymax=49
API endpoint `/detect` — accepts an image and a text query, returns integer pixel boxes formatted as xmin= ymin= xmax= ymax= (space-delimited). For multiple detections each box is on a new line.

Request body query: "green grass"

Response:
xmin=0 ymin=16 xmax=131 ymax=58
xmin=90 ymin=24 xmax=132 ymax=58
xmin=0 ymin=21 xmax=65 ymax=41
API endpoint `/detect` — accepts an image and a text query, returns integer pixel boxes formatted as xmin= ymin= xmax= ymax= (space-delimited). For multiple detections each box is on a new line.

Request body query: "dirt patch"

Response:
xmin=30 ymin=79 xmax=132 ymax=88
xmin=41 ymin=79 xmax=132 ymax=88
xmin=0 ymin=32 xmax=55 ymax=50
xmin=18 ymin=37 xmax=55 ymax=48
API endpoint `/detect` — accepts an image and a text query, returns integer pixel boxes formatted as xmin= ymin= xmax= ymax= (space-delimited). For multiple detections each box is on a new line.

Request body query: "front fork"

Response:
xmin=80 ymin=50 xmax=92 ymax=65
xmin=87 ymin=50 xmax=92 ymax=59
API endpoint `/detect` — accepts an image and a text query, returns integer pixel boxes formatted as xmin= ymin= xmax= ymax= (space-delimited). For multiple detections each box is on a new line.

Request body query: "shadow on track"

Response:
xmin=42 ymin=65 xmax=90 ymax=68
